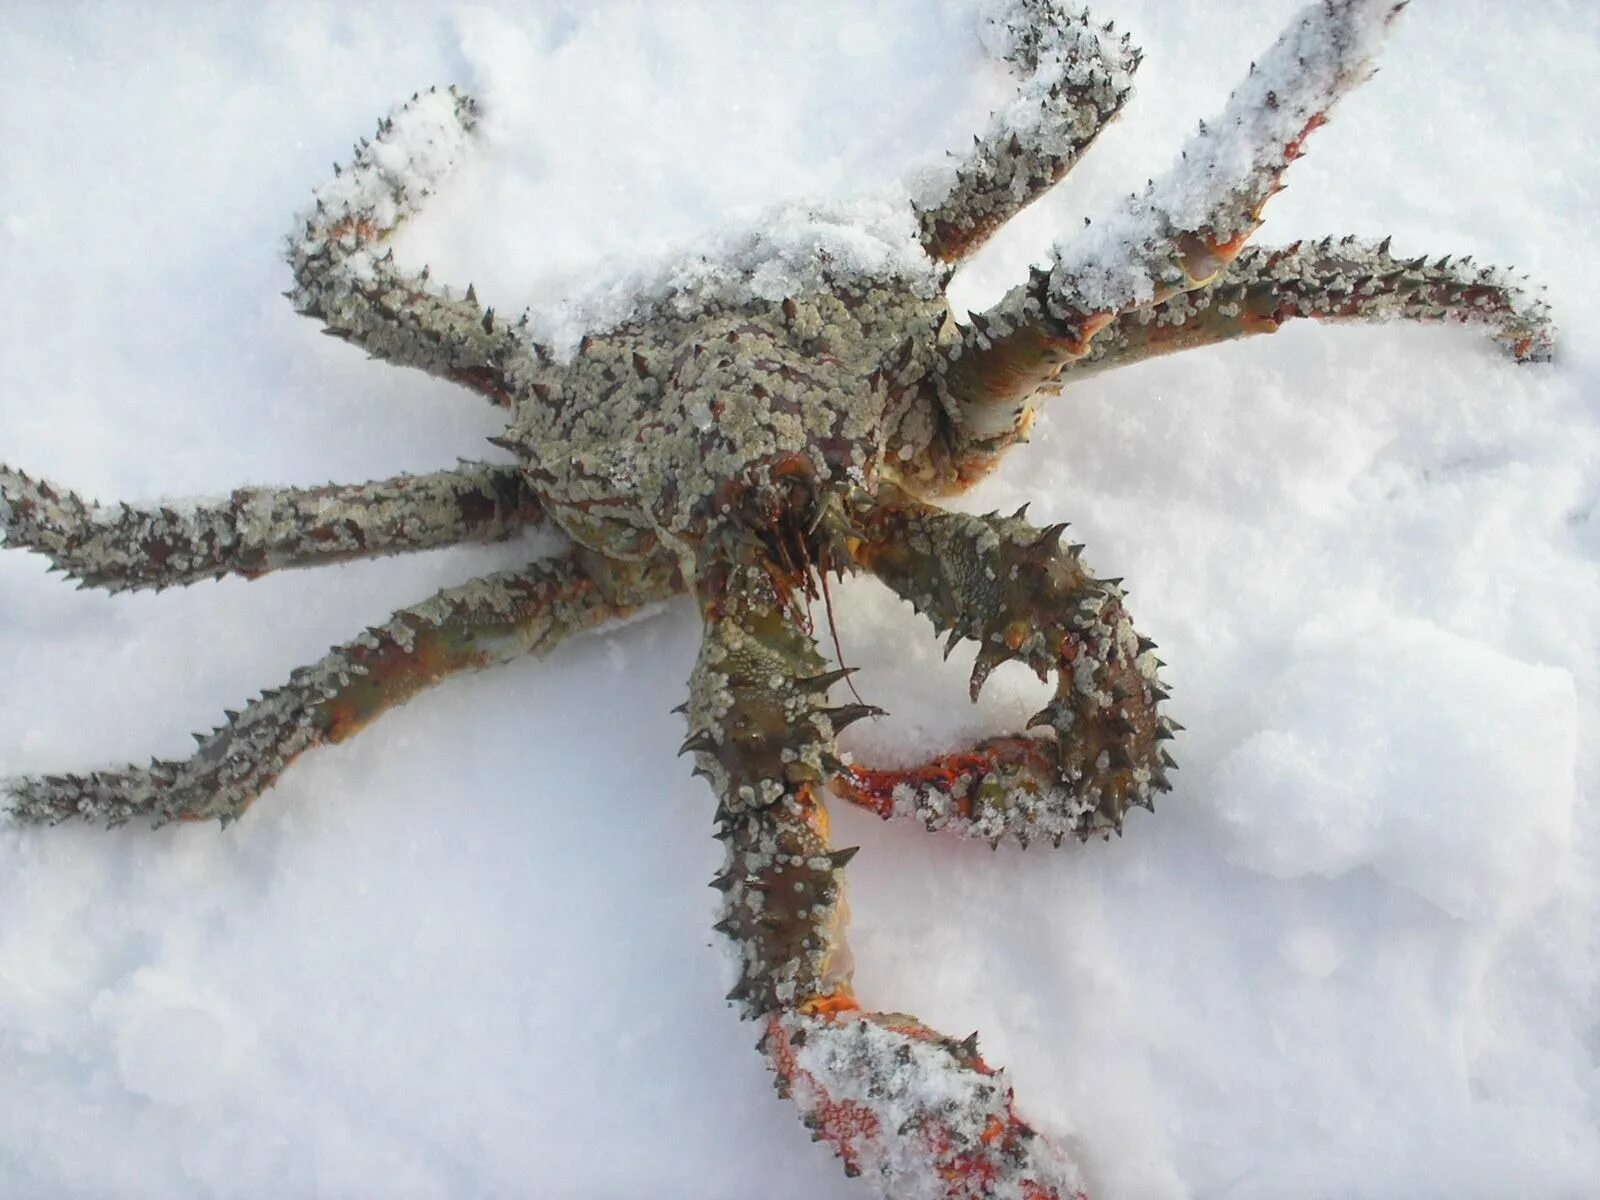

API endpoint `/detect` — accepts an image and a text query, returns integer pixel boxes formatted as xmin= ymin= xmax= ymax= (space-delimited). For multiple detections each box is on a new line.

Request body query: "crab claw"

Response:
xmin=846 ymin=488 xmax=1175 ymax=845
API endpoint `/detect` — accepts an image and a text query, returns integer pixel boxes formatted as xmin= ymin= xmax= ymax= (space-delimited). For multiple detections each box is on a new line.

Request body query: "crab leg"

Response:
xmin=1058 ymin=237 xmax=1556 ymax=382
xmin=0 ymin=461 xmax=542 ymax=593
xmin=928 ymin=0 xmax=1406 ymax=489
xmin=915 ymin=1 xmax=1139 ymax=263
xmin=287 ymin=86 xmax=551 ymax=408
xmin=686 ymin=556 xmax=1083 ymax=1197
xmin=3 ymin=550 xmax=677 ymax=828
xmin=843 ymin=486 xmax=1175 ymax=844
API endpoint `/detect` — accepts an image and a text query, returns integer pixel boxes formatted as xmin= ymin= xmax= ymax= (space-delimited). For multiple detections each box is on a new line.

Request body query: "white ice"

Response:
xmin=2 ymin=2 xmax=1597 ymax=1198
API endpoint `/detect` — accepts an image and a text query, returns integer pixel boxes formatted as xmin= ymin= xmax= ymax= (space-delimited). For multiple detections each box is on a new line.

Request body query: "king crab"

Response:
xmin=0 ymin=1 xmax=1553 ymax=1195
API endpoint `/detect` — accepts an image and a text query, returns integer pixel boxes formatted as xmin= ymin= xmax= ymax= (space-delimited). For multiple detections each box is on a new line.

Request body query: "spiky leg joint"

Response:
xmin=4 ymin=552 xmax=676 ymax=827
xmin=848 ymin=486 xmax=1175 ymax=843
xmin=285 ymin=85 xmax=551 ymax=405
xmin=1063 ymin=237 xmax=1556 ymax=381
xmin=0 ymin=461 xmax=541 ymax=593
xmin=915 ymin=1 xmax=1140 ymax=264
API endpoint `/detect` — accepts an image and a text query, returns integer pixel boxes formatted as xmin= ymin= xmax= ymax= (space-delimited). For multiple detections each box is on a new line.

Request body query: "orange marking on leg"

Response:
xmin=322 ymin=216 xmax=381 ymax=243
xmin=803 ymin=991 xmax=861 ymax=1018
xmin=767 ymin=1007 xmax=1084 ymax=1199
xmin=764 ymin=1008 xmax=880 ymax=1179
xmin=322 ymin=630 xmax=487 ymax=742
xmin=1283 ymin=111 xmax=1328 ymax=163
xmin=834 ymin=740 xmax=1057 ymax=825
xmin=1076 ymin=311 xmax=1117 ymax=346
xmin=833 ymin=754 xmax=997 ymax=822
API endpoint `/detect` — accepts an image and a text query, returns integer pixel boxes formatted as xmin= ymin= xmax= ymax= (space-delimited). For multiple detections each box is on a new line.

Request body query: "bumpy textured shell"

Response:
xmin=505 ymin=288 xmax=948 ymax=565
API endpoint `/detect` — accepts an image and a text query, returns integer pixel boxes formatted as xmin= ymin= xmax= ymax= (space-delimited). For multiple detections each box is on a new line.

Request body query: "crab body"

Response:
xmin=0 ymin=1 xmax=1555 ymax=1196
xmin=507 ymin=284 xmax=946 ymax=567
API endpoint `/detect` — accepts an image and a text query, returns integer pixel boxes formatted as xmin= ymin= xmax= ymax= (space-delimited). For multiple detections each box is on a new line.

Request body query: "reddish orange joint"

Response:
xmin=1283 ymin=111 xmax=1329 ymax=163
xmin=804 ymin=991 xmax=862 ymax=1018
xmin=1207 ymin=228 xmax=1253 ymax=263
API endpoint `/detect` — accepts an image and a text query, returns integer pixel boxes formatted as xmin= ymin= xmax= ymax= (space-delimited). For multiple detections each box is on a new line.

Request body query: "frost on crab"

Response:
xmin=0 ymin=0 xmax=1554 ymax=1196
xmin=540 ymin=192 xmax=944 ymax=360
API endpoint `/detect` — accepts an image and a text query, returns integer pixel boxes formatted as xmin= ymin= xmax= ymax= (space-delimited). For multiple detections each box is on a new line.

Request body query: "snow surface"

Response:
xmin=2 ymin=2 xmax=1598 ymax=1197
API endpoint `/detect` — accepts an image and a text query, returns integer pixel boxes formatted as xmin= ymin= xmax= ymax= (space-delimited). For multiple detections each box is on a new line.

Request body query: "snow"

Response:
xmin=531 ymin=191 xmax=941 ymax=360
xmin=1 ymin=2 xmax=1598 ymax=1198
xmin=1211 ymin=609 xmax=1578 ymax=923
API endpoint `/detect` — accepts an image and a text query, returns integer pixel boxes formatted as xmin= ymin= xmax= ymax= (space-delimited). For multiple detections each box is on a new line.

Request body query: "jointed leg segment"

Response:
xmin=915 ymin=1 xmax=1139 ymax=264
xmin=0 ymin=461 xmax=543 ymax=593
xmin=842 ymin=485 xmax=1174 ymax=844
xmin=1061 ymin=237 xmax=1556 ymax=382
xmin=688 ymin=558 xmax=858 ymax=1012
xmin=287 ymin=86 xmax=551 ymax=408
xmin=4 ymin=550 xmax=678 ymax=827
xmin=686 ymin=556 xmax=1081 ymax=1195
xmin=917 ymin=237 xmax=1554 ymax=492
xmin=762 ymin=1006 xmax=1080 ymax=1199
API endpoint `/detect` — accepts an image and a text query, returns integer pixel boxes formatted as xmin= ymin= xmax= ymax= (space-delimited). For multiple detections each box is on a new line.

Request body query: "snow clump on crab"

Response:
xmin=1051 ymin=0 xmax=1401 ymax=314
xmin=537 ymin=193 xmax=944 ymax=361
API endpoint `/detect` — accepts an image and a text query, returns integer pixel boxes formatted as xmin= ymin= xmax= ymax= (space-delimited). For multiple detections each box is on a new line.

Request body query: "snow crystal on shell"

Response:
xmin=295 ymin=88 xmax=474 ymax=243
xmin=533 ymin=190 xmax=941 ymax=361
xmin=1049 ymin=0 xmax=1402 ymax=316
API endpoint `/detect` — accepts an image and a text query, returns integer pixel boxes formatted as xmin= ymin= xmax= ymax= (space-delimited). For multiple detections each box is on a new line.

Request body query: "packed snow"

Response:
xmin=530 ymin=190 xmax=942 ymax=360
xmin=1 ymin=2 xmax=1597 ymax=1198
